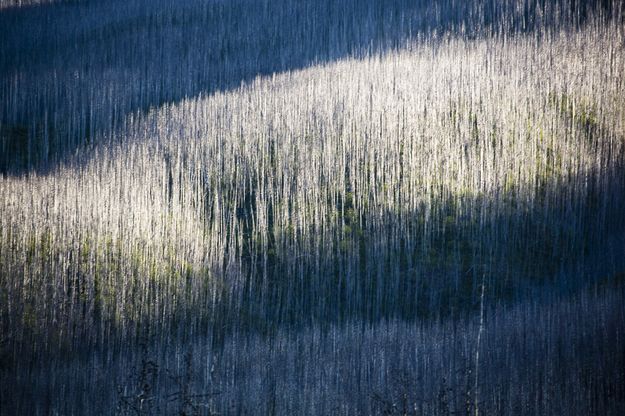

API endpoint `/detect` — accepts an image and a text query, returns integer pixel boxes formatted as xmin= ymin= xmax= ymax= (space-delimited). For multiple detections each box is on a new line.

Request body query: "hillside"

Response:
xmin=1 ymin=1 xmax=624 ymax=414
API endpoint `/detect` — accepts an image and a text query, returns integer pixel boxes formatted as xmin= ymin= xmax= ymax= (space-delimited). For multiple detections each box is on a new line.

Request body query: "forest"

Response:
xmin=1 ymin=0 xmax=624 ymax=414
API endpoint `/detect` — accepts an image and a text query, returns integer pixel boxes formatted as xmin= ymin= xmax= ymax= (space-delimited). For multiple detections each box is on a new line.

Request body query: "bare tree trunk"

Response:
xmin=474 ymin=275 xmax=486 ymax=416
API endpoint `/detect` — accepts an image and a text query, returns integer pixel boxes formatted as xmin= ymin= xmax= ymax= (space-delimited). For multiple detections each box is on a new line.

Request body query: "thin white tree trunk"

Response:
xmin=474 ymin=274 xmax=486 ymax=416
